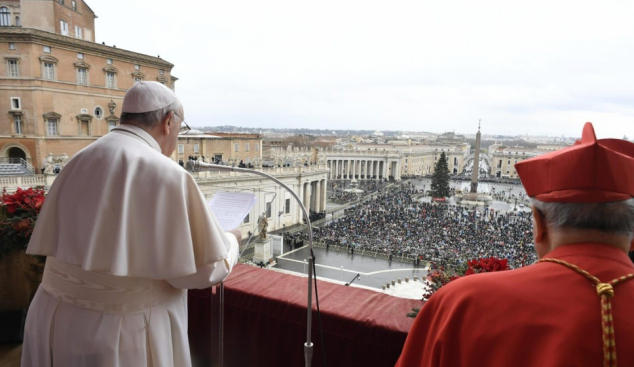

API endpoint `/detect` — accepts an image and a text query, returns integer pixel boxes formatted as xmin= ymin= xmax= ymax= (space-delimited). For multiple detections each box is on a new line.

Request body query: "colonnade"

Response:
xmin=298 ymin=178 xmax=327 ymax=215
xmin=326 ymin=158 xmax=400 ymax=181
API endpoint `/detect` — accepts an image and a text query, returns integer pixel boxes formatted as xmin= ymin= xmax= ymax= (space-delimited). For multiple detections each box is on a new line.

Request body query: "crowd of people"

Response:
xmin=328 ymin=180 xmax=386 ymax=204
xmin=294 ymin=185 xmax=537 ymax=270
xmin=308 ymin=210 xmax=327 ymax=222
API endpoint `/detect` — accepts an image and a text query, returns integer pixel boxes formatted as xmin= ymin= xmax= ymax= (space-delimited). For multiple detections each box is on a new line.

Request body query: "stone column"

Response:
xmin=303 ymin=182 xmax=310 ymax=212
xmin=297 ymin=182 xmax=304 ymax=221
xmin=352 ymin=160 xmax=356 ymax=179
xmin=313 ymin=180 xmax=321 ymax=211
xmin=333 ymin=160 xmax=336 ymax=179
xmin=332 ymin=160 xmax=336 ymax=179
xmin=321 ymin=179 xmax=327 ymax=211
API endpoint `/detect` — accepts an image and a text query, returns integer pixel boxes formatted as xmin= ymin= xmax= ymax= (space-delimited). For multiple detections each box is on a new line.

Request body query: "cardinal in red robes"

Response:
xmin=396 ymin=122 xmax=634 ymax=367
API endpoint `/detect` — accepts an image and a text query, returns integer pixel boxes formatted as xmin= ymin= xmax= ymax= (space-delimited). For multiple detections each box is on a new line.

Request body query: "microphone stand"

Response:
xmin=186 ymin=160 xmax=315 ymax=367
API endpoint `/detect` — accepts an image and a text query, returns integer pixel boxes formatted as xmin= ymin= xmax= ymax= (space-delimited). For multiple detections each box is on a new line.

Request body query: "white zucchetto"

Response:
xmin=122 ymin=81 xmax=179 ymax=113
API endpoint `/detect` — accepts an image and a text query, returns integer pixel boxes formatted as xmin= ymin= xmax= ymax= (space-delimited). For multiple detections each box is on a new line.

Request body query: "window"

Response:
xmin=74 ymin=26 xmax=82 ymax=39
xmin=71 ymin=1 xmax=76 ymax=10
xmin=178 ymin=144 xmax=184 ymax=154
xmin=106 ymin=58 xmax=113 ymax=65
xmin=7 ymin=59 xmax=18 ymax=77
xmin=94 ymin=107 xmax=103 ymax=119
xmin=285 ymin=198 xmax=291 ymax=214
xmin=14 ymin=16 xmax=19 ymax=27
xmin=245 ymin=143 xmax=250 ymax=152
xmin=266 ymin=202 xmax=272 ymax=218
xmin=77 ymin=68 xmax=87 ymax=84
xmin=107 ymin=121 xmax=116 ymax=132
xmin=43 ymin=63 xmax=55 ymax=79
xmin=47 ymin=119 xmax=58 ymax=135
xmin=8 ymin=42 xmax=15 ymax=49
xmin=106 ymin=72 xmax=115 ymax=88
xmin=134 ymin=77 xmax=142 ymax=83
xmin=134 ymin=64 xmax=140 ymax=70
xmin=255 ymin=143 xmax=259 ymax=152
xmin=0 ymin=7 xmax=10 ymax=26
xmin=77 ymin=52 xmax=83 ymax=59
xmin=60 ymin=20 xmax=69 ymax=36
xmin=243 ymin=213 xmax=250 ymax=224
xmin=10 ymin=97 xmax=20 ymax=109
xmin=13 ymin=115 xmax=22 ymax=134
xmin=159 ymin=69 xmax=164 ymax=75
xmin=59 ymin=0 xmax=64 ymax=4
xmin=234 ymin=143 xmax=239 ymax=152
xmin=194 ymin=144 xmax=199 ymax=154
xmin=43 ymin=46 xmax=51 ymax=53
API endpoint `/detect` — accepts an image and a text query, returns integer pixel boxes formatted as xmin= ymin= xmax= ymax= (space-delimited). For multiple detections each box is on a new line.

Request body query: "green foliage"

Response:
xmin=406 ymin=308 xmax=421 ymax=318
xmin=431 ymin=152 xmax=450 ymax=198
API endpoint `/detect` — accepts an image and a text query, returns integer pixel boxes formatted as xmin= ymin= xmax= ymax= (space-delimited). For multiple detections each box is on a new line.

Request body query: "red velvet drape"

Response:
xmin=189 ymin=265 xmax=422 ymax=367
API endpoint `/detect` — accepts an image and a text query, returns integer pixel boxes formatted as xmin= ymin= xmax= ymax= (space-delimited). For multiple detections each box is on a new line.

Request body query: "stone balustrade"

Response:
xmin=0 ymin=175 xmax=52 ymax=192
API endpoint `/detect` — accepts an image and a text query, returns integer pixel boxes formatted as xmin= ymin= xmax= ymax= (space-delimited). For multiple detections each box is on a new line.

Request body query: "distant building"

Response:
xmin=176 ymin=132 xmax=262 ymax=165
xmin=437 ymin=131 xmax=465 ymax=143
xmin=326 ymin=141 xmax=470 ymax=180
xmin=490 ymin=145 xmax=565 ymax=178
xmin=0 ymin=0 xmax=176 ymax=170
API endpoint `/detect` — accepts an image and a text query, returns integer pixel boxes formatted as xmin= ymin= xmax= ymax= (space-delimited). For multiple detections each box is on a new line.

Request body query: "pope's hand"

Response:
xmin=228 ymin=229 xmax=242 ymax=244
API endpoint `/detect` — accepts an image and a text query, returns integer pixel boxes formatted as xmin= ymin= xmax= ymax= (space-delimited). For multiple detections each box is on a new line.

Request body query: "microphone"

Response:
xmin=186 ymin=159 xmax=316 ymax=367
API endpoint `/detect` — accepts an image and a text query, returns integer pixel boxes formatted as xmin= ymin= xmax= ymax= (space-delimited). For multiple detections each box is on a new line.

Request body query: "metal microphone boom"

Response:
xmin=185 ymin=160 xmax=315 ymax=367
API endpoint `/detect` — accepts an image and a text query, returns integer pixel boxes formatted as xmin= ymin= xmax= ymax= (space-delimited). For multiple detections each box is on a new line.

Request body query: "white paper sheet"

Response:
xmin=208 ymin=192 xmax=257 ymax=231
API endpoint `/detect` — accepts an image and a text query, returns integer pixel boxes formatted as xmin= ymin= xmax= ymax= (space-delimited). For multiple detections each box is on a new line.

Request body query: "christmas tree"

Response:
xmin=431 ymin=152 xmax=450 ymax=198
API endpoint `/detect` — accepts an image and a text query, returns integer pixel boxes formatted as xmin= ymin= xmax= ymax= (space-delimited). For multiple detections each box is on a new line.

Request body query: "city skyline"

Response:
xmin=91 ymin=0 xmax=633 ymax=139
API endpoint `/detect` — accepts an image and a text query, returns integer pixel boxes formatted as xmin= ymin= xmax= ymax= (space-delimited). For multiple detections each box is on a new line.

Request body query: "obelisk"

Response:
xmin=470 ymin=120 xmax=481 ymax=193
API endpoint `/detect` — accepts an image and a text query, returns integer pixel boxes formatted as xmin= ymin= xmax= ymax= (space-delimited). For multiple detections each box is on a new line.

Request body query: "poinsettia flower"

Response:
xmin=5 ymin=203 xmax=18 ymax=214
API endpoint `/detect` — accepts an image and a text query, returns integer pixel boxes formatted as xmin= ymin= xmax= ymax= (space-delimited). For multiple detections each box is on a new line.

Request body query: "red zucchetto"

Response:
xmin=515 ymin=122 xmax=634 ymax=203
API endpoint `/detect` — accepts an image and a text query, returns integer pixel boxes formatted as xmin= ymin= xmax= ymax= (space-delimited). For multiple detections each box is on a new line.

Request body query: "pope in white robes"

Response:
xmin=21 ymin=82 xmax=240 ymax=367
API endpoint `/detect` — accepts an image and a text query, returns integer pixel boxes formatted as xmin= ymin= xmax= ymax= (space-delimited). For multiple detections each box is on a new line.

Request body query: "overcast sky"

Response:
xmin=92 ymin=0 xmax=634 ymax=138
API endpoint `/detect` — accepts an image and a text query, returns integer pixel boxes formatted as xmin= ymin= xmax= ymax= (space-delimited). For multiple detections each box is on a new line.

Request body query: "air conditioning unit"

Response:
xmin=81 ymin=108 xmax=88 ymax=114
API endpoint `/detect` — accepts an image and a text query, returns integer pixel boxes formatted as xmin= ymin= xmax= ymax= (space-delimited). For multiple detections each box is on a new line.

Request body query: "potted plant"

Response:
xmin=0 ymin=187 xmax=46 ymax=342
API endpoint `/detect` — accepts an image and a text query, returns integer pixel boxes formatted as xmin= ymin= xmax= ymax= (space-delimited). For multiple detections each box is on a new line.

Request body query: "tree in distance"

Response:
xmin=431 ymin=152 xmax=450 ymax=199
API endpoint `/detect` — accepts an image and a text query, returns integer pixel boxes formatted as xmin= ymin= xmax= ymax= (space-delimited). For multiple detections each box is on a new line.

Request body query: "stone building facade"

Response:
xmin=326 ymin=142 xmax=470 ymax=180
xmin=0 ymin=0 xmax=176 ymax=169
xmin=190 ymin=164 xmax=328 ymax=238
xmin=489 ymin=145 xmax=551 ymax=178
xmin=175 ymin=131 xmax=263 ymax=165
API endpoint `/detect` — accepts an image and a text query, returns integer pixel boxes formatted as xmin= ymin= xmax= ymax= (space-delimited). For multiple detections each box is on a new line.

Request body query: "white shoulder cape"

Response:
xmin=27 ymin=126 xmax=230 ymax=279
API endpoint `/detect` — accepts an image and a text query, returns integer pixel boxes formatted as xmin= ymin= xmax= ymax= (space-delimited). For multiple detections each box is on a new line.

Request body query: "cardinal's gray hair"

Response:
xmin=531 ymin=198 xmax=634 ymax=237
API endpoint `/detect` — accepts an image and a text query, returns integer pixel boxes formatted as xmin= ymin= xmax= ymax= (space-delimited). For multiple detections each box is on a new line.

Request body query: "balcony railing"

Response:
xmin=0 ymin=158 xmax=35 ymax=173
xmin=188 ymin=264 xmax=420 ymax=367
xmin=0 ymin=175 xmax=50 ymax=191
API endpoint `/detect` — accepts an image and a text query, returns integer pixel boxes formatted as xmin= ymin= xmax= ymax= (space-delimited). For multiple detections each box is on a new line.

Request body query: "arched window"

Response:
xmin=0 ymin=7 xmax=10 ymax=26
xmin=15 ymin=16 xmax=20 ymax=27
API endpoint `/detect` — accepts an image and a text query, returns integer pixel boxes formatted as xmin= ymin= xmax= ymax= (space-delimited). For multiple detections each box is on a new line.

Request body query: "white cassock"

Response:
xmin=21 ymin=124 xmax=239 ymax=367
